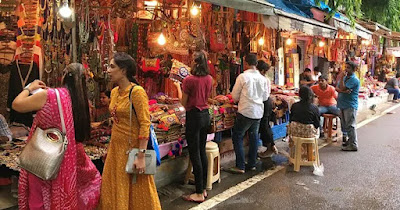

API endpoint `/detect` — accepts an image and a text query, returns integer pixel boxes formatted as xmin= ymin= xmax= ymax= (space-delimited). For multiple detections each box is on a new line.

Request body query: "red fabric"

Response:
xmin=182 ymin=75 xmax=213 ymax=111
xmin=142 ymin=58 xmax=160 ymax=72
xmin=209 ymin=28 xmax=225 ymax=52
xmin=18 ymin=88 xmax=101 ymax=210
xmin=311 ymin=85 xmax=338 ymax=107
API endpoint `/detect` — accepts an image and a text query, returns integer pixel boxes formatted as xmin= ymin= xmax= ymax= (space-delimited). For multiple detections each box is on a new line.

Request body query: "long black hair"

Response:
xmin=299 ymin=86 xmax=314 ymax=104
xmin=192 ymin=51 xmax=209 ymax=76
xmin=113 ymin=52 xmax=139 ymax=84
xmin=62 ymin=63 xmax=91 ymax=142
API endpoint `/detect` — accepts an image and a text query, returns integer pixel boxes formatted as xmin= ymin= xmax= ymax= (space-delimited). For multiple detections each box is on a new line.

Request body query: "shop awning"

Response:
xmin=332 ymin=17 xmax=373 ymax=40
xmin=357 ymin=19 xmax=392 ymax=38
xmin=200 ymin=0 xmax=275 ymax=15
xmin=263 ymin=9 xmax=337 ymax=39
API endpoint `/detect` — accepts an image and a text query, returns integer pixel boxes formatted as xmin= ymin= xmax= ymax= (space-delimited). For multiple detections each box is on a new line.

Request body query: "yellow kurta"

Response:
xmin=100 ymin=84 xmax=161 ymax=210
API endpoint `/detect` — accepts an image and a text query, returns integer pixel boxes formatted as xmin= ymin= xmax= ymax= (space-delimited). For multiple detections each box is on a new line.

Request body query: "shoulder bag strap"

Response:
xmin=54 ymin=89 xmax=66 ymax=134
xmin=128 ymin=84 xmax=137 ymax=149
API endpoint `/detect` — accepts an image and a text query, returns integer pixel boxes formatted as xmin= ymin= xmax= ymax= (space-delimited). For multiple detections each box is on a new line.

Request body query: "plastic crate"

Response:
xmin=272 ymin=122 xmax=288 ymax=140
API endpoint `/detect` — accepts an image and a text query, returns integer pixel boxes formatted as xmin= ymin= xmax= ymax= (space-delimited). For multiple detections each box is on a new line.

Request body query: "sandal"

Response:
xmin=226 ymin=167 xmax=245 ymax=174
xmin=182 ymin=194 xmax=205 ymax=203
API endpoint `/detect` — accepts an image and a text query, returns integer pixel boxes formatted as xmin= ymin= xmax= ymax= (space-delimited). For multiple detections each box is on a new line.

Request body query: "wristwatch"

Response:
xmin=139 ymin=149 xmax=146 ymax=153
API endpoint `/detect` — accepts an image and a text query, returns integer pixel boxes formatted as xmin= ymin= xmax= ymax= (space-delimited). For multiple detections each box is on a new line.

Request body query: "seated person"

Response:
xmin=94 ymin=91 xmax=111 ymax=122
xmin=289 ymin=86 xmax=320 ymax=138
xmin=300 ymin=68 xmax=315 ymax=87
xmin=384 ymin=72 xmax=400 ymax=102
xmin=311 ymin=75 xmax=340 ymax=115
xmin=0 ymin=114 xmax=12 ymax=144
xmin=312 ymin=67 xmax=322 ymax=81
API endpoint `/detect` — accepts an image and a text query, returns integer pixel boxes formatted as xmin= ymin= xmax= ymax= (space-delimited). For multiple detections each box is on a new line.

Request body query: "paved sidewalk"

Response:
xmin=160 ymin=101 xmax=399 ymax=210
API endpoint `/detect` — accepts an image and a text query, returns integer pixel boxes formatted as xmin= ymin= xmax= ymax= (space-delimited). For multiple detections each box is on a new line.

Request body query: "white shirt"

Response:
xmin=232 ymin=69 xmax=270 ymax=119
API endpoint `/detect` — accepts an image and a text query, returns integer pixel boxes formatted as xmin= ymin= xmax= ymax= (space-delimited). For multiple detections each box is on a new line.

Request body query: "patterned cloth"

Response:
xmin=18 ymin=88 xmax=101 ymax=210
xmin=287 ymin=121 xmax=318 ymax=138
xmin=0 ymin=114 xmax=12 ymax=141
xmin=100 ymin=84 xmax=161 ymax=210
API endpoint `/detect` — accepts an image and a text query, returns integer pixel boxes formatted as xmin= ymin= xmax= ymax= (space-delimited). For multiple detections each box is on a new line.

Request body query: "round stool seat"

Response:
xmin=206 ymin=141 xmax=218 ymax=150
xmin=322 ymin=114 xmax=336 ymax=118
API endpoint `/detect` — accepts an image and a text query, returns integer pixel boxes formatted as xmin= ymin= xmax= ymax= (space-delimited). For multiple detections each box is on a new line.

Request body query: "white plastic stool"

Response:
xmin=289 ymin=136 xmax=320 ymax=172
xmin=388 ymin=93 xmax=395 ymax=101
xmin=184 ymin=141 xmax=221 ymax=190
xmin=205 ymin=141 xmax=221 ymax=190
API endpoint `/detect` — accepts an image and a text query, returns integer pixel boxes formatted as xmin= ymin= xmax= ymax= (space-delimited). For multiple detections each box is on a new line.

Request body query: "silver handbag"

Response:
xmin=18 ymin=89 xmax=68 ymax=180
xmin=125 ymin=86 xmax=157 ymax=178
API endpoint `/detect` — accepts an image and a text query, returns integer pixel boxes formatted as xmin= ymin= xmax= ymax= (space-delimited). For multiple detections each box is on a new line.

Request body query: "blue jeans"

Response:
xmin=386 ymin=88 xmax=400 ymax=100
xmin=319 ymin=106 xmax=340 ymax=132
xmin=339 ymin=108 xmax=358 ymax=148
xmin=232 ymin=113 xmax=261 ymax=170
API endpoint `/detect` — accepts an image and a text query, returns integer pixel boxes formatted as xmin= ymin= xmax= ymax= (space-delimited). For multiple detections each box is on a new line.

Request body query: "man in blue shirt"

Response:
xmin=336 ymin=61 xmax=360 ymax=151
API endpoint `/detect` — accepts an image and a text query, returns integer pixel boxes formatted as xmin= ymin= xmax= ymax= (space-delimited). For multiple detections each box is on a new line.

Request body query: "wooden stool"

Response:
xmin=323 ymin=114 xmax=338 ymax=142
xmin=184 ymin=141 xmax=221 ymax=190
xmin=289 ymin=136 xmax=320 ymax=172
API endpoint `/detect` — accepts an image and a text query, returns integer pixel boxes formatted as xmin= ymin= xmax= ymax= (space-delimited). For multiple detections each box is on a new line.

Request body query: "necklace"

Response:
xmin=16 ymin=59 xmax=34 ymax=89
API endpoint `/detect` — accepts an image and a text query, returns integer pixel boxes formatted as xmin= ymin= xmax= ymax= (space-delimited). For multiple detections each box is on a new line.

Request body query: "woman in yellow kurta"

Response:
xmin=100 ymin=52 xmax=161 ymax=210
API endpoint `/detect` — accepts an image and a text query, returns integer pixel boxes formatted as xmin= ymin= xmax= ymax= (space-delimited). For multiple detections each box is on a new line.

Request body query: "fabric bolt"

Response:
xmin=185 ymin=109 xmax=210 ymax=194
xmin=231 ymin=69 xmax=269 ymax=119
xmin=0 ymin=114 xmax=12 ymax=141
xmin=232 ymin=113 xmax=260 ymax=170
xmin=290 ymin=101 xmax=320 ymax=129
xmin=311 ymin=84 xmax=337 ymax=107
xmin=18 ymin=88 xmax=101 ymax=210
xmin=340 ymin=108 xmax=358 ymax=148
xmin=337 ymin=74 xmax=360 ymax=110
xmin=182 ymin=75 xmax=213 ymax=111
xmin=100 ymin=84 xmax=161 ymax=210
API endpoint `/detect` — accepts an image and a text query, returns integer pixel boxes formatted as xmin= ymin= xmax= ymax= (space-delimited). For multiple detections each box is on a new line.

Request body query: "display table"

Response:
xmin=0 ymin=139 xmax=108 ymax=172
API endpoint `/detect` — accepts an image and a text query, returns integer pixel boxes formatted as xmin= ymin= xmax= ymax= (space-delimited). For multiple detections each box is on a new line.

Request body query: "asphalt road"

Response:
xmin=211 ymin=107 xmax=400 ymax=210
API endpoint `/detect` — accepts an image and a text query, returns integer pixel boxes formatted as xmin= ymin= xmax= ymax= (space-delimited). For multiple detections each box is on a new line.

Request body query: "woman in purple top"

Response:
xmin=175 ymin=51 xmax=212 ymax=203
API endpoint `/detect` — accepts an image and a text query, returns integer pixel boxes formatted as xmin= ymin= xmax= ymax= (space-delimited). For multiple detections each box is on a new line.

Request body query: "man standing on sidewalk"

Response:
xmin=336 ymin=61 xmax=360 ymax=151
xmin=229 ymin=54 xmax=269 ymax=173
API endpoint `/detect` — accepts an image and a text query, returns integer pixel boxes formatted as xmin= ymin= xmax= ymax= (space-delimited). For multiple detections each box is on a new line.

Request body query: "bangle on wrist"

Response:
xmin=23 ymin=87 xmax=31 ymax=94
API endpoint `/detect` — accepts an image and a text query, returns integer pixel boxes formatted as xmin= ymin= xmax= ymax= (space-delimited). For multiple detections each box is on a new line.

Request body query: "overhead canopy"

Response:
xmin=200 ymin=0 xmax=275 ymax=15
xmin=263 ymin=9 xmax=337 ymax=39
xmin=332 ymin=17 xmax=373 ymax=40
xmin=357 ymin=19 xmax=392 ymax=38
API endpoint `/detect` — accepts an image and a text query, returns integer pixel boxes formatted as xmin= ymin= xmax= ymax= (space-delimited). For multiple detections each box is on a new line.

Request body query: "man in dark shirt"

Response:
xmin=384 ymin=73 xmax=400 ymax=102
xmin=299 ymin=68 xmax=315 ymax=87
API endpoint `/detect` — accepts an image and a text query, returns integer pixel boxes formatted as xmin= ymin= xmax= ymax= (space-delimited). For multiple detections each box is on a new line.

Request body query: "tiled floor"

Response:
xmin=0 ymin=185 xmax=17 ymax=209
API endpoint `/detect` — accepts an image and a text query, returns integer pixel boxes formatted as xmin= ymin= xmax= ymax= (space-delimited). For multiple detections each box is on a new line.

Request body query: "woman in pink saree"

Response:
xmin=12 ymin=63 xmax=101 ymax=209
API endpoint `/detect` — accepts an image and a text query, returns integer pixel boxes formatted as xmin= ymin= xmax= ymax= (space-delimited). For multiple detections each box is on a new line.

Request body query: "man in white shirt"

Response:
xmin=228 ymin=54 xmax=269 ymax=174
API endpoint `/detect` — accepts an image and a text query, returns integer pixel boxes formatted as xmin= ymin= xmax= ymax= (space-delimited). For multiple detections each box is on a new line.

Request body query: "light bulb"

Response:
xmin=286 ymin=38 xmax=292 ymax=46
xmin=258 ymin=38 xmax=265 ymax=46
xmin=365 ymin=40 xmax=371 ymax=46
xmin=157 ymin=33 xmax=166 ymax=46
xmin=318 ymin=41 xmax=325 ymax=47
xmin=190 ymin=5 xmax=199 ymax=16
xmin=144 ymin=1 xmax=158 ymax=7
xmin=59 ymin=2 xmax=72 ymax=18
